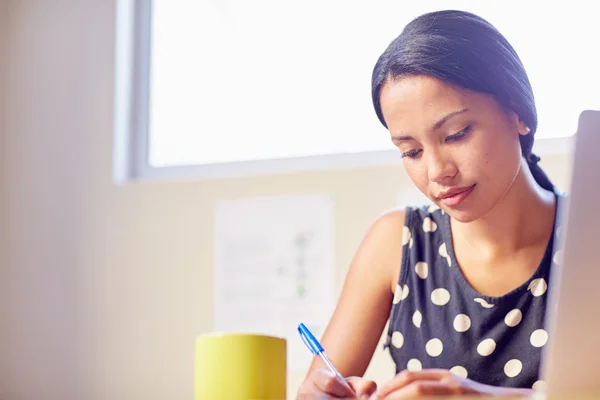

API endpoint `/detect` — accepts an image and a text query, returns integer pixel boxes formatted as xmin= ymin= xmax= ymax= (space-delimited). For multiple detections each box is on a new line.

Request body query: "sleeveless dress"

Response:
xmin=385 ymin=194 xmax=562 ymax=391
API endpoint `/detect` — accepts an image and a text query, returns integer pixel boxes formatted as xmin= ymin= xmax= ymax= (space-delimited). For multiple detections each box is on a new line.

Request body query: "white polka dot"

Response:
xmin=406 ymin=358 xmax=422 ymax=371
xmin=474 ymin=298 xmax=495 ymax=308
xmin=415 ymin=262 xmax=429 ymax=279
xmin=438 ymin=243 xmax=452 ymax=266
xmin=412 ymin=310 xmax=422 ymax=328
xmin=409 ymin=237 xmax=414 ymax=248
xmin=431 ymin=288 xmax=451 ymax=306
xmin=553 ymin=250 xmax=563 ymax=265
xmin=505 ymin=309 xmax=523 ymax=327
xmin=450 ymin=366 xmax=468 ymax=379
xmin=477 ymin=338 xmax=496 ymax=356
xmin=391 ymin=331 xmax=404 ymax=349
xmin=504 ymin=359 xmax=523 ymax=378
xmin=402 ymin=226 xmax=412 ymax=246
xmin=422 ymin=217 xmax=438 ymax=233
xmin=400 ymin=284 xmax=410 ymax=301
xmin=532 ymin=380 xmax=547 ymax=392
xmin=528 ymin=278 xmax=548 ymax=297
xmin=453 ymin=314 xmax=471 ymax=333
xmin=428 ymin=204 xmax=440 ymax=213
xmin=439 ymin=242 xmax=447 ymax=257
xmin=392 ymin=284 xmax=403 ymax=304
xmin=530 ymin=329 xmax=548 ymax=348
xmin=425 ymin=338 xmax=443 ymax=357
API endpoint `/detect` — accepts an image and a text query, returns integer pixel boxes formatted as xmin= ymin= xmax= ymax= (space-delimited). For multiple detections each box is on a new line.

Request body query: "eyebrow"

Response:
xmin=433 ymin=108 xmax=469 ymax=131
xmin=391 ymin=108 xmax=470 ymax=142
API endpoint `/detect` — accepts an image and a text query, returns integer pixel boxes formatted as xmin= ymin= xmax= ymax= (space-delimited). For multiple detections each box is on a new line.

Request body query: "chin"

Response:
xmin=446 ymin=210 xmax=479 ymax=223
xmin=441 ymin=205 xmax=483 ymax=223
xmin=436 ymin=185 xmax=487 ymax=223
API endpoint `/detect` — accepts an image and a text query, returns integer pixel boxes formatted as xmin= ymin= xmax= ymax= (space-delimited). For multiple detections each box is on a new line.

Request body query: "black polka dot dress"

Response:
xmin=385 ymin=197 xmax=561 ymax=391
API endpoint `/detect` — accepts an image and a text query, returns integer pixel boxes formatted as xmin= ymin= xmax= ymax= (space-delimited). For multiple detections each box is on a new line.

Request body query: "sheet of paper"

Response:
xmin=214 ymin=194 xmax=336 ymax=373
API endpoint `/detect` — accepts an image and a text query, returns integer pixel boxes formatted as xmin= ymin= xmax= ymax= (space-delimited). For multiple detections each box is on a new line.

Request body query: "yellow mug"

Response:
xmin=194 ymin=333 xmax=287 ymax=400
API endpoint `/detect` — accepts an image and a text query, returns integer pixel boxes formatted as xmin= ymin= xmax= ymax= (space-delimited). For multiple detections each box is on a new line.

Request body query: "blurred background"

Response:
xmin=1 ymin=1 xmax=594 ymax=399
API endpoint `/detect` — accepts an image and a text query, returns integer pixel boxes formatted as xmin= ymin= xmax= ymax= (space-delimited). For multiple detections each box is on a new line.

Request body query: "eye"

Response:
xmin=445 ymin=125 xmax=472 ymax=142
xmin=401 ymin=149 xmax=422 ymax=159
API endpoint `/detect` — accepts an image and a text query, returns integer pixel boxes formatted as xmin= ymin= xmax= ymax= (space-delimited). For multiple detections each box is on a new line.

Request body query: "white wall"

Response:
xmin=1 ymin=1 xmax=572 ymax=400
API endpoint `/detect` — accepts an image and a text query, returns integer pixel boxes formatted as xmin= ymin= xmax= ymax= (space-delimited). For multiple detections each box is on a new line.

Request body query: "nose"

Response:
xmin=426 ymin=149 xmax=457 ymax=184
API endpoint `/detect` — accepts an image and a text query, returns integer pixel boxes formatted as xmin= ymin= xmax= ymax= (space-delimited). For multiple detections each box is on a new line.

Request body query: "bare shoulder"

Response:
xmin=370 ymin=208 xmax=406 ymax=235
xmin=306 ymin=207 xmax=408 ymax=377
xmin=363 ymin=208 xmax=406 ymax=252
xmin=355 ymin=208 xmax=407 ymax=293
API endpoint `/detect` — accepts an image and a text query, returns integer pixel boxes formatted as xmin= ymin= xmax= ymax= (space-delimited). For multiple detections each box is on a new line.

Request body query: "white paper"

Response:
xmin=214 ymin=194 xmax=336 ymax=372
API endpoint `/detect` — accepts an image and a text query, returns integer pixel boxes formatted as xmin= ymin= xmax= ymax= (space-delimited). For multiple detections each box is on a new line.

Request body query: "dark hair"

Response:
xmin=371 ymin=10 xmax=554 ymax=191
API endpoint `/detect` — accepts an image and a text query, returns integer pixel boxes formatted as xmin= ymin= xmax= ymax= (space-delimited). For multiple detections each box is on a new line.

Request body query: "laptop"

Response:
xmin=541 ymin=110 xmax=600 ymax=397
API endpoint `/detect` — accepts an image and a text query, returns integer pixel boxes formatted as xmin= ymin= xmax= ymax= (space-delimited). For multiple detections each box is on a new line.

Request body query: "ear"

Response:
xmin=512 ymin=112 xmax=531 ymax=136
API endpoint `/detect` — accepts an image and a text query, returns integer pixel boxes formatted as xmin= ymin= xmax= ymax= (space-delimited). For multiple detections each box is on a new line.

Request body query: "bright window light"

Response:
xmin=148 ymin=1 xmax=599 ymax=167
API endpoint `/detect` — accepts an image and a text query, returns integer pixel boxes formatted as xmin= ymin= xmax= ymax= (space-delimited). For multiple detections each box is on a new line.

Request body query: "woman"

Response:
xmin=297 ymin=9 xmax=560 ymax=399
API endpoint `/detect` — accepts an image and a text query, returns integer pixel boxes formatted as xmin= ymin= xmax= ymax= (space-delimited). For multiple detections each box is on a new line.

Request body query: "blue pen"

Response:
xmin=298 ymin=322 xmax=355 ymax=394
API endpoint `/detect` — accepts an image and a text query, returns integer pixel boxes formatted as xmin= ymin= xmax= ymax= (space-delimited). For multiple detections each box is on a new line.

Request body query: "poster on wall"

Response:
xmin=214 ymin=194 xmax=336 ymax=373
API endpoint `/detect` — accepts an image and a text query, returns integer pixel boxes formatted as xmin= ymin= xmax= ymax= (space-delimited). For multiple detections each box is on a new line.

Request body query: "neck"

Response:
xmin=451 ymin=160 xmax=556 ymax=254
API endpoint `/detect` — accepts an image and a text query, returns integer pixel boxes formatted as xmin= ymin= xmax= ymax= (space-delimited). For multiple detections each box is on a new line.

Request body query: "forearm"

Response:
xmin=480 ymin=383 xmax=537 ymax=398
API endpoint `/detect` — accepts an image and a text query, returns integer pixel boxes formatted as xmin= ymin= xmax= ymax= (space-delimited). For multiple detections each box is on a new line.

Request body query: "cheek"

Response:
xmin=473 ymin=130 xmax=522 ymax=182
xmin=402 ymin=161 xmax=430 ymax=191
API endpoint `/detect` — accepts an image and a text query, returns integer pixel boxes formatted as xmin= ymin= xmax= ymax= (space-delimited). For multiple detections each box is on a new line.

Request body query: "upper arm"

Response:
xmin=307 ymin=209 xmax=406 ymax=377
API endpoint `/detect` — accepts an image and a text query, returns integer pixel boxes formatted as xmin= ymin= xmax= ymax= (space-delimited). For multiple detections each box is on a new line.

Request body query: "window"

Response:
xmin=114 ymin=0 xmax=599 ymax=181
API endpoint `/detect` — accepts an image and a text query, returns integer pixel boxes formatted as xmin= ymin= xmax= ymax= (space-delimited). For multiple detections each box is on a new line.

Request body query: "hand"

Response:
xmin=297 ymin=368 xmax=378 ymax=399
xmin=370 ymin=369 xmax=530 ymax=399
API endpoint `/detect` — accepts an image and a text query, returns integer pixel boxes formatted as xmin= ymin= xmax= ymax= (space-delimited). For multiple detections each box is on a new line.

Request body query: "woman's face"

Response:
xmin=380 ymin=75 xmax=528 ymax=222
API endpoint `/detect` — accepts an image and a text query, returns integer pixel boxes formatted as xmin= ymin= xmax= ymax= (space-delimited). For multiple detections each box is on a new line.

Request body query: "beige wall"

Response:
xmin=1 ymin=1 xmax=572 ymax=400
xmin=1 ymin=0 xmax=8 ymax=395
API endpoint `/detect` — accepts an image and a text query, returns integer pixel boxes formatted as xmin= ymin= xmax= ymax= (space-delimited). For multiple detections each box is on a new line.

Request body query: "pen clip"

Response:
xmin=299 ymin=330 xmax=316 ymax=355
xmin=298 ymin=323 xmax=323 ymax=355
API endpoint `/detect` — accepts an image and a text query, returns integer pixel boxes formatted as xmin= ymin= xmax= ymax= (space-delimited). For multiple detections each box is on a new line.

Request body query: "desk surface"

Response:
xmin=394 ymin=396 xmax=597 ymax=400
xmin=334 ymin=396 xmax=599 ymax=400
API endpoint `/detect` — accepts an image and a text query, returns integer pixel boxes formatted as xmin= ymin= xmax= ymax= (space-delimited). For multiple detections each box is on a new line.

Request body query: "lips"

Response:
xmin=437 ymin=184 xmax=476 ymax=207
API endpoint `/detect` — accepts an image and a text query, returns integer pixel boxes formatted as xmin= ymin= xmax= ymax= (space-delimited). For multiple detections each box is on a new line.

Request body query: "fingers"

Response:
xmin=313 ymin=369 xmax=357 ymax=398
xmin=298 ymin=368 xmax=376 ymax=399
xmin=373 ymin=369 xmax=452 ymax=398
xmin=374 ymin=381 xmax=457 ymax=399
xmin=347 ymin=377 xmax=378 ymax=397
